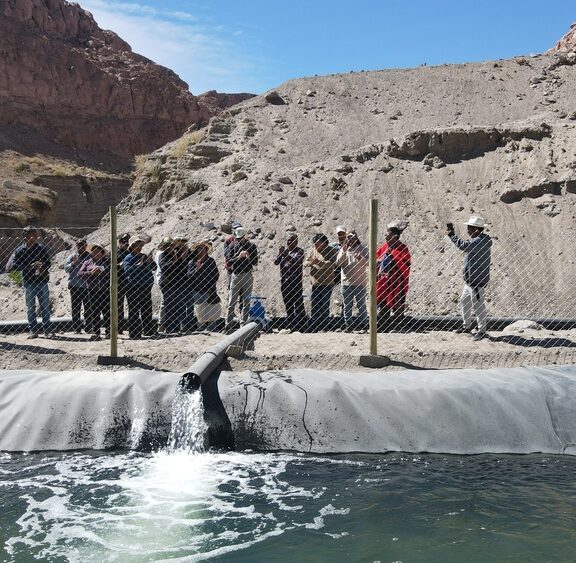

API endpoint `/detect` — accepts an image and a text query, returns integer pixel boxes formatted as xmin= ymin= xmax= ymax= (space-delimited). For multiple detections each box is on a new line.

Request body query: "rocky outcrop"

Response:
xmin=198 ymin=90 xmax=256 ymax=115
xmin=0 ymin=174 xmax=130 ymax=230
xmin=0 ymin=0 xmax=214 ymax=161
xmin=549 ymin=22 xmax=576 ymax=52
xmin=386 ymin=123 xmax=552 ymax=163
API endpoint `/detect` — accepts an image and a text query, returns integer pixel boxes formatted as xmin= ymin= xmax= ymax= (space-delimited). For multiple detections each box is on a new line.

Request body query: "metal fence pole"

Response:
xmin=368 ymin=198 xmax=378 ymax=356
xmin=109 ymin=206 xmax=118 ymax=358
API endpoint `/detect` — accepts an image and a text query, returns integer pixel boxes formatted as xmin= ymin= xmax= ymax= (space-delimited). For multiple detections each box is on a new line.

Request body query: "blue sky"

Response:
xmin=79 ymin=0 xmax=574 ymax=95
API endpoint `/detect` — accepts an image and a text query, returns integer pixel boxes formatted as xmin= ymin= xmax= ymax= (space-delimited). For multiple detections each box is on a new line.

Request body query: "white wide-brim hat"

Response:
xmin=465 ymin=215 xmax=487 ymax=228
xmin=234 ymin=227 xmax=246 ymax=239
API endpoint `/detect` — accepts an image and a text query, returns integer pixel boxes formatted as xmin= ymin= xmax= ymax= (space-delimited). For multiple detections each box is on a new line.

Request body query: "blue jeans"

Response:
xmin=342 ymin=285 xmax=367 ymax=329
xmin=24 ymin=282 xmax=51 ymax=333
xmin=310 ymin=285 xmax=333 ymax=331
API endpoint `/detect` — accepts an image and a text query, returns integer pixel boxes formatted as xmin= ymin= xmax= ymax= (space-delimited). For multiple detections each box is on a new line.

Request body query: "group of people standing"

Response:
xmin=7 ymin=214 xmax=491 ymax=340
xmin=269 ymin=214 xmax=491 ymax=338
xmin=275 ymin=224 xmax=408 ymax=333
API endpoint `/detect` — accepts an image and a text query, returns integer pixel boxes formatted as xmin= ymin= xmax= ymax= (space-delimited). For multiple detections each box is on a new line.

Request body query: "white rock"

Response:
xmin=503 ymin=320 xmax=543 ymax=332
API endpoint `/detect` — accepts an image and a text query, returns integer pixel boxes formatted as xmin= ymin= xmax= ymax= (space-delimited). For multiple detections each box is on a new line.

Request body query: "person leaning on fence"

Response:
xmin=448 ymin=215 xmax=492 ymax=341
xmin=117 ymin=233 xmax=131 ymax=332
xmin=274 ymin=233 xmax=307 ymax=332
xmin=376 ymin=222 xmax=411 ymax=329
xmin=336 ymin=230 xmax=369 ymax=332
xmin=123 ymin=236 xmax=157 ymax=339
xmin=64 ymin=238 xmax=90 ymax=333
xmin=188 ymin=241 xmax=220 ymax=332
xmin=224 ymin=227 xmax=258 ymax=332
xmin=305 ymin=233 xmax=338 ymax=332
xmin=78 ymin=244 xmax=110 ymax=341
xmin=9 ymin=226 xmax=53 ymax=338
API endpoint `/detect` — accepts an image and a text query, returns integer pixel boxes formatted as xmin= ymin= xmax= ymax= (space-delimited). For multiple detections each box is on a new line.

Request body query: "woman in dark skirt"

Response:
xmin=188 ymin=241 xmax=220 ymax=332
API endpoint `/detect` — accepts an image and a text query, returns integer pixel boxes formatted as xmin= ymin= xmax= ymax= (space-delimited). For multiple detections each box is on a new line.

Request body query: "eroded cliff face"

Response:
xmin=549 ymin=22 xmax=576 ymax=52
xmin=0 ymin=0 xmax=209 ymax=160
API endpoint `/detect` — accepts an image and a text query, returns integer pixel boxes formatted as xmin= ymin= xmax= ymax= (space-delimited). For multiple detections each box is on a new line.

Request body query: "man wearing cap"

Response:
xmin=447 ymin=215 xmax=492 ymax=341
xmin=274 ymin=234 xmax=306 ymax=331
xmin=64 ymin=238 xmax=91 ymax=332
xmin=336 ymin=231 xmax=369 ymax=332
xmin=9 ymin=227 xmax=52 ymax=338
xmin=222 ymin=222 xmax=246 ymax=316
xmin=224 ymin=227 xmax=258 ymax=331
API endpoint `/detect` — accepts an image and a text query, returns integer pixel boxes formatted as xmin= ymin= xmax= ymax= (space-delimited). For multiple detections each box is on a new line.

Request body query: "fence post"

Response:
xmin=109 ymin=206 xmax=118 ymax=358
xmin=359 ymin=198 xmax=389 ymax=368
xmin=368 ymin=198 xmax=378 ymax=355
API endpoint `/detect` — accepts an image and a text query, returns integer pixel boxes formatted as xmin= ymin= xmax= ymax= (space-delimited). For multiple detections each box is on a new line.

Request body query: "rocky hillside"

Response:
xmin=116 ymin=37 xmax=576 ymax=320
xmin=549 ymin=22 xmax=576 ymax=52
xmin=1 ymin=0 xmax=235 ymax=160
xmin=0 ymin=0 xmax=253 ymax=229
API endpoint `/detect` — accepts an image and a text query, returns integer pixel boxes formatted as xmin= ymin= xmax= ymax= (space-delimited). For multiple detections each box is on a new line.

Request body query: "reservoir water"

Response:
xmin=1 ymin=450 xmax=575 ymax=562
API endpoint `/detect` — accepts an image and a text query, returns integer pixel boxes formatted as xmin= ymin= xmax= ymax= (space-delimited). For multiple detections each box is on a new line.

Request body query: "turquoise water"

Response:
xmin=1 ymin=450 xmax=575 ymax=562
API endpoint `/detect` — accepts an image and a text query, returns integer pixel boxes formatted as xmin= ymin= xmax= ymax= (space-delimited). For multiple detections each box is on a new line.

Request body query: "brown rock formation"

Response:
xmin=548 ymin=22 xmax=576 ymax=52
xmin=197 ymin=90 xmax=256 ymax=115
xmin=0 ymin=0 xmax=214 ymax=161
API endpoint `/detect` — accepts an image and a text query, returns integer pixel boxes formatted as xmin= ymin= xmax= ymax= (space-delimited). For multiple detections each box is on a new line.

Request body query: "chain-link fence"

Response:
xmin=2 ymin=211 xmax=576 ymax=369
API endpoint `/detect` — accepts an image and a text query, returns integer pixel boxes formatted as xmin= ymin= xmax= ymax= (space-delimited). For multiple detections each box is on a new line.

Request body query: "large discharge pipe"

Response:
xmin=178 ymin=321 xmax=263 ymax=393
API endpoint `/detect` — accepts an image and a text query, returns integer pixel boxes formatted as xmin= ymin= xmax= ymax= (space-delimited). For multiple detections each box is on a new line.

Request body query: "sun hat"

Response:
xmin=193 ymin=240 xmax=213 ymax=254
xmin=335 ymin=225 xmax=347 ymax=234
xmin=129 ymin=237 xmax=147 ymax=251
xmin=387 ymin=220 xmax=409 ymax=232
xmin=233 ymin=227 xmax=246 ymax=239
xmin=465 ymin=215 xmax=487 ymax=228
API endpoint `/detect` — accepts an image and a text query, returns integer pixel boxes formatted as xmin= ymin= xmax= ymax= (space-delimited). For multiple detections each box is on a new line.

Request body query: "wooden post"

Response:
xmin=359 ymin=198 xmax=389 ymax=368
xmin=368 ymin=198 xmax=378 ymax=356
xmin=109 ymin=206 xmax=118 ymax=358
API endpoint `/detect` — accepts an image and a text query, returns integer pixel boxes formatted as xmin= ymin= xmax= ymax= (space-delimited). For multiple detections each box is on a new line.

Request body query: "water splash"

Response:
xmin=167 ymin=386 xmax=207 ymax=454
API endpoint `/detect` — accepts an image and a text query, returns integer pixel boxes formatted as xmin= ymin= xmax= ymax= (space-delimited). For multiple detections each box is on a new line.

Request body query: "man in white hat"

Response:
xmin=447 ymin=215 xmax=492 ymax=341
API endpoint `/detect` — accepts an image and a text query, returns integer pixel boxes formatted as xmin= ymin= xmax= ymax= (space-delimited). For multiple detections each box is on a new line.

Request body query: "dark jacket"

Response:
xmin=123 ymin=252 xmax=157 ymax=287
xmin=450 ymin=232 xmax=492 ymax=287
xmin=117 ymin=248 xmax=130 ymax=286
xmin=158 ymin=249 xmax=189 ymax=290
xmin=10 ymin=242 xmax=51 ymax=285
xmin=224 ymin=239 xmax=258 ymax=274
xmin=274 ymin=247 xmax=304 ymax=282
xmin=188 ymin=256 xmax=219 ymax=301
